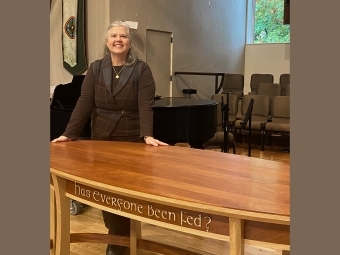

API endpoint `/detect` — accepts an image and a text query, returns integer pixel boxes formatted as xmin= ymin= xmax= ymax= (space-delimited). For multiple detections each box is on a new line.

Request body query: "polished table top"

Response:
xmin=50 ymin=141 xmax=290 ymax=224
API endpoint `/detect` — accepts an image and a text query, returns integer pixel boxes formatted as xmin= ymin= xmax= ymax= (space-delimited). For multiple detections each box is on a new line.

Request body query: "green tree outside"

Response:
xmin=254 ymin=0 xmax=290 ymax=43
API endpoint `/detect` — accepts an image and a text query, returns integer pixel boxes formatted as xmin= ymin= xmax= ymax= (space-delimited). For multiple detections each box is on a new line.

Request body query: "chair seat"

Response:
xmin=208 ymin=131 xmax=234 ymax=144
xmin=234 ymin=120 xmax=267 ymax=131
xmin=265 ymin=123 xmax=290 ymax=133
xmin=222 ymin=90 xmax=243 ymax=98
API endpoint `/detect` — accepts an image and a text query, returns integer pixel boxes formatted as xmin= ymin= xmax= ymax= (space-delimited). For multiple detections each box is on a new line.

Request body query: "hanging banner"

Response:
xmin=62 ymin=0 xmax=87 ymax=75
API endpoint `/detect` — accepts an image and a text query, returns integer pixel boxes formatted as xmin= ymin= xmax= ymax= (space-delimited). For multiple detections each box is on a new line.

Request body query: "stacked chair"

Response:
xmin=264 ymin=96 xmax=290 ymax=148
xmin=206 ymin=93 xmax=238 ymax=153
xmin=256 ymin=83 xmax=283 ymax=100
xmin=248 ymin=73 xmax=274 ymax=94
xmin=279 ymin=73 xmax=290 ymax=96
xmin=221 ymin=74 xmax=244 ymax=99
xmin=279 ymin=73 xmax=290 ymax=86
xmin=224 ymin=73 xmax=290 ymax=153
xmin=283 ymin=83 xmax=290 ymax=96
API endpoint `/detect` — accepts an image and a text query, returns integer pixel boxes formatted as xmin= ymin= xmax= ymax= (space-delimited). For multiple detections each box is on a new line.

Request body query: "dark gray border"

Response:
xmin=2 ymin=1 xmax=337 ymax=254
xmin=1 ymin=1 xmax=50 ymax=254
xmin=292 ymin=1 xmax=339 ymax=254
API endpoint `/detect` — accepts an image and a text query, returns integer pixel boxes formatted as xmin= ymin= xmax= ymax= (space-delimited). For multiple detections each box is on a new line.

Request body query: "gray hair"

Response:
xmin=105 ymin=20 xmax=132 ymax=41
xmin=103 ymin=20 xmax=137 ymax=66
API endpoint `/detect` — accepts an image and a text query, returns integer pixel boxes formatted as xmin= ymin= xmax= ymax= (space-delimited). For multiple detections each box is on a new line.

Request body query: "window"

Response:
xmin=251 ymin=0 xmax=290 ymax=43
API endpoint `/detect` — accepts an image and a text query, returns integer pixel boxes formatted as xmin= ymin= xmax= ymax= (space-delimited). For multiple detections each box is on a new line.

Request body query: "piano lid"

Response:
xmin=50 ymin=75 xmax=85 ymax=110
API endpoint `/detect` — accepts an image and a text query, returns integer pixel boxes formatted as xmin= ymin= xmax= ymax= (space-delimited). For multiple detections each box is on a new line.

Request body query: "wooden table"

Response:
xmin=50 ymin=141 xmax=290 ymax=255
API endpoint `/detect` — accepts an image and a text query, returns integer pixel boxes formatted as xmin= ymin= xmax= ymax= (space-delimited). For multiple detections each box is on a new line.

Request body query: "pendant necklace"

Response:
xmin=112 ymin=65 xmax=125 ymax=79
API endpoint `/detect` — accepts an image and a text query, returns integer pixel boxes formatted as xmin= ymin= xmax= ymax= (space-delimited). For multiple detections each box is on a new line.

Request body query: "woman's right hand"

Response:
xmin=51 ymin=135 xmax=72 ymax=143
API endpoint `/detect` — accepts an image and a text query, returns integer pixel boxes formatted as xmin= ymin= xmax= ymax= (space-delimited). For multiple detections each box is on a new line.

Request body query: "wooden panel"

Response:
xmin=65 ymin=180 xmax=230 ymax=236
xmin=244 ymin=220 xmax=290 ymax=245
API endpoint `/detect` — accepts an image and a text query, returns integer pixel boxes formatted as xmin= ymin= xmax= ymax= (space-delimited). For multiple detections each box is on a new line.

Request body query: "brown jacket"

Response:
xmin=63 ymin=54 xmax=156 ymax=141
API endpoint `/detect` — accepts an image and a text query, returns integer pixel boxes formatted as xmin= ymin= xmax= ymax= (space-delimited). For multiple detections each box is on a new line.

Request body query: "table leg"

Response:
xmin=51 ymin=174 xmax=70 ymax=255
xmin=50 ymin=185 xmax=55 ymax=255
xmin=130 ymin=219 xmax=141 ymax=255
xmin=229 ymin=218 xmax=244 ymax=255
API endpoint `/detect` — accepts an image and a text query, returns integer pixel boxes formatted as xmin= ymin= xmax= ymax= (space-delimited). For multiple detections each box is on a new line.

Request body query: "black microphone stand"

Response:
xmin=240 ymin=98 xmax=254 ymax=157
xmin=221 ymin=93 xmax=230 ymax=153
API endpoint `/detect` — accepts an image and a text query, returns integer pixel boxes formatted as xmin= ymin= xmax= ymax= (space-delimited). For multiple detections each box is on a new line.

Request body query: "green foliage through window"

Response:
xmin=254 ymin=0 xmax=290 ymax=43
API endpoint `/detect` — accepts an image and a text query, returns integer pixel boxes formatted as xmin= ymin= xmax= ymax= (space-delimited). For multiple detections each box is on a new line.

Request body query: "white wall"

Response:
xmin=244 ymin=43 xmax=290 ymax=94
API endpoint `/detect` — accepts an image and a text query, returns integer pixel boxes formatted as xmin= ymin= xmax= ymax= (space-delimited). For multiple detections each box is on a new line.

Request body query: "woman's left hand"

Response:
xmin=144 ymin=136 xmax=168 ymax=146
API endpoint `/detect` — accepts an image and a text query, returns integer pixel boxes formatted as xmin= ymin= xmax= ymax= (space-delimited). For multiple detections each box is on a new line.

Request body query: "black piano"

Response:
xmin=50 ymin=75 xmax=91 ymax=141
xmin=153 ymin=97 xmax=218 ymax=149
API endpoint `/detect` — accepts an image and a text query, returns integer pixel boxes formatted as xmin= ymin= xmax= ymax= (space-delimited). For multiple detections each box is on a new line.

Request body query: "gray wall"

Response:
xmin=109 ymin=0 xmax=247 ymax=98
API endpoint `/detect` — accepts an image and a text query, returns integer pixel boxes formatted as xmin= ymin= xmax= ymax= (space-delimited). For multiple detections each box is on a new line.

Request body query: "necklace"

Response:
xmin=112 ymin=65 xmax=125 ymax=79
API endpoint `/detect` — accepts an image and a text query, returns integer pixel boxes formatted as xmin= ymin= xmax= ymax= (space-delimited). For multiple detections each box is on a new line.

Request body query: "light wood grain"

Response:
xmin=50 ymin=187 xmax=55 ymax=255
xmin=230 ymin=218 xmax=244 ymax=255
xmin=52 ymin=175 xmax=70 ymax=255
xmin=131 ymin=220 xmax=141 ymax=255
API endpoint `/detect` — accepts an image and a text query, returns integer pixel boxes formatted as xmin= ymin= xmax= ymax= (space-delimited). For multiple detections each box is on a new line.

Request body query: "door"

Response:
xmin=146 ymin=29 xmax=172 ymax=97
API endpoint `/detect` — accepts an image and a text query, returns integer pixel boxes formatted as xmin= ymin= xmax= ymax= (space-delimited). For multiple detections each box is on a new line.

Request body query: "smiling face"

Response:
xmin=106 ymin=26 xmax=131 ymax=57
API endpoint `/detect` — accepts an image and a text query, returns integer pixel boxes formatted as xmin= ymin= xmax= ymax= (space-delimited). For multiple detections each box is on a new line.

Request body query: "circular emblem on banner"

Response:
xmin=64 ymin=16 xmax=76 ymax=39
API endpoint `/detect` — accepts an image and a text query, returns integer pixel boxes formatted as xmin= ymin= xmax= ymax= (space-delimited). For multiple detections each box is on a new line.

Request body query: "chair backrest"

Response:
xmin=240 ymin=94 xmax=271 ymax=122
xmin=250 ymin=73 xmax=274 ymax=93
xmin=256 ymin=83 xmax=283 ymax=99
xmin=211 ymin=93 xmax=239 ymax=129
xmin=271 ymin=96 xmax=290 ymax=123
xmin=222 ymin=74 xmax=244 ymax=98
xmin=283 ymin=84 xmax=290 ymax=96
xmin=279 ymin=73 xmax=290 ymax=86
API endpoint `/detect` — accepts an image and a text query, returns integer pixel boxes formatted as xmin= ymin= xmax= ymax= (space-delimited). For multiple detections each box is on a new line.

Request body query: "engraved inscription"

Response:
xmin=68 ymin=181 xmax=230 ymax=235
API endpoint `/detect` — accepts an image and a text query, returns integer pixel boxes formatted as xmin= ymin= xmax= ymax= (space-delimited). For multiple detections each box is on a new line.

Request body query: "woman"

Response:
xmin=52 ymin=20 xmax=168 ymax=255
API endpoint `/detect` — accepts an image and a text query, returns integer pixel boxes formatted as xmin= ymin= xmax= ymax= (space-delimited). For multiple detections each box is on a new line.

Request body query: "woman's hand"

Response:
xmin=51 ymin=135 xmax=72 ymax=143
xmin=144 ymin=136 xmax=168 ymax=146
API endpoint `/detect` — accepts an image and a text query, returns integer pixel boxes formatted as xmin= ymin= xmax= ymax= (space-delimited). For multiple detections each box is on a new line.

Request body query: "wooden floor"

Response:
xmin=69 ymin=137 xmax=290 ymax=255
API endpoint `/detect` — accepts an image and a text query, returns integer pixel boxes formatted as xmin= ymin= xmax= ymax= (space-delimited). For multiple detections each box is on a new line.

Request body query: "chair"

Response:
xmin=256 ymin=83 xmax=283 ymax=100
xmin=234 ymin=94 xmax=271 ymax=151
xmin=205 ymin=93 xmax=238 ymax=153
xmin=249 ymin=73 xmax=274 ymax=94
xmin=279 ymin=73 xmax=290 ymax=86
xmin=264 ymin=96 xmax=290 ymax=150
xmin=222 ymin=74 xmax=244 ymax=99
xmin=279 ymin=73 xmax=290 ymax=95
xmin=282 ymin=83 xmax=290 ymax=96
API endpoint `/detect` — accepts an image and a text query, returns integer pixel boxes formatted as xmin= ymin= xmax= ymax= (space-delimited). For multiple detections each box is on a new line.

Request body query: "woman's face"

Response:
xmin=106 ymin=26 xmax=131 ymax=56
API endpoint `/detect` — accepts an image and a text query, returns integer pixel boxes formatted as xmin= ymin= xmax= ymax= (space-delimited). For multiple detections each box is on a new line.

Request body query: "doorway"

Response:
xmin=146 ymin=29 xmax=172 ymax=97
